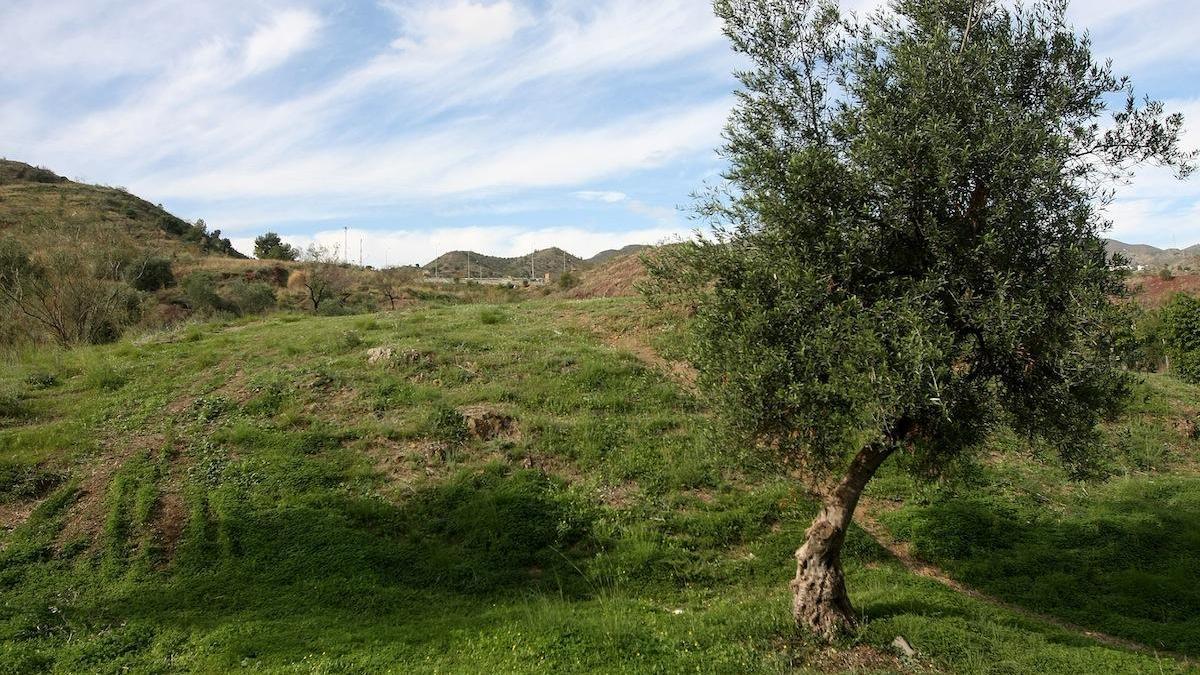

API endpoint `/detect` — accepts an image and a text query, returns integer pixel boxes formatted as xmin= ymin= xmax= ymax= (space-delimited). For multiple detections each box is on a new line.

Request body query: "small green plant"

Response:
xmin=192 ymin=396 xmax=232 ymax=422
xmin=23 ymin=371 xmax=59 ymax=389
xmin=428 ymin=406 xmax=468 ymax=446
xmin=337 ymin=330 xmax=364 ymax=349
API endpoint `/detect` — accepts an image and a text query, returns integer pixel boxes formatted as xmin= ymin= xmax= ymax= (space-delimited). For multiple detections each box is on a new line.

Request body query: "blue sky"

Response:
xmin=2 ymin=0 xmax=1198 ymax=265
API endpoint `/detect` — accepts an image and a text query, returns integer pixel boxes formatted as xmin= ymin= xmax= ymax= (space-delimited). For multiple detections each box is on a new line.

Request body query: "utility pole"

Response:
xmin=343 ymin=227 xmax=348 ymax=264
xmin=359 ymin=238 xmax=363 ymax=266
xmin=530 ymin=252 xmax=534 ymax=279
xmin=467 ymin=251 xmax=471 ymax=279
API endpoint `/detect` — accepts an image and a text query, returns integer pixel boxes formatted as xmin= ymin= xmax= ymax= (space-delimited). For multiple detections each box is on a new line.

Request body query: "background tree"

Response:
xmin=300 ymin=244 xmax=348 ymax=312
xmin=648 ymin=0 xmax=1194 ymax=639
xmin=254 ymin=232 xmax=300 ymax=261
xmin=371 ymin=267 xmax=418 ymax=309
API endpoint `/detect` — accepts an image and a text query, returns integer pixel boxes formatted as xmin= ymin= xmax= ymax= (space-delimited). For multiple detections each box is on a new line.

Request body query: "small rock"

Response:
xmin=671 ymin=608 xmax=685 ymax=615
xmin=367 ymin=347 xmax=395 ymax=364
xmin=892 ymin=636 xmax=916 ymax=658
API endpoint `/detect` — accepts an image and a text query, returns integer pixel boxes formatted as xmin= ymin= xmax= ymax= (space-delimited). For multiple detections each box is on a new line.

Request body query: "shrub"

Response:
xmin=23 ymin=371 xmax=59 ymax=389
xmin=127 ymin=257 xmax=174 ymax=291
xmin=1162 ymin=293 xmax=1200 ymax=382
xmin=337 ymin=330 xmax=363 ymax=349
xmin=182 ymin=272 xmax=223 ymax=314
xmin=558 ymin=271 xmax=581 ymax=290
xmin=0 ymin=240 xmax=140 ymax=346
xmin=228 ymin=280 xmax=276 ymax=316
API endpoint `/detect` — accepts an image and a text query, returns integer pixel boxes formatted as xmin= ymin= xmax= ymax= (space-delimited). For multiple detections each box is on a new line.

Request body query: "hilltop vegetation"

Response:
xmin=423 ymin=247 xmax=586 ymax=279
xmin=0 ymin=160 xmax=241 ymax=259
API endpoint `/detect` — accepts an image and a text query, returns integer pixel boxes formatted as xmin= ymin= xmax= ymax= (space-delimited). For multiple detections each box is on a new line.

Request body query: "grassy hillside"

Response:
xmin=0 ymin=159 xmax=242 ymax=259
xmin=1 ymin=297 xmax=1197 ymax=673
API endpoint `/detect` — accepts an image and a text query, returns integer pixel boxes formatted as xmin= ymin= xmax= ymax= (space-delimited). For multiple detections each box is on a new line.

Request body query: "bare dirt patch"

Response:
xmin=0 ymin=500 xmax=39 ymax=536
xmin=1128 ymin=273 xmax=1200 ymax=307
xmin=55 ymin=434 xmax=162 ymax=550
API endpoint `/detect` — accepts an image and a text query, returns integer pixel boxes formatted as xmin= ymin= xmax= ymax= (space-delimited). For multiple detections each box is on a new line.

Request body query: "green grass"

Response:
xmin=0 ymin=298 xmax=1197 ymax=673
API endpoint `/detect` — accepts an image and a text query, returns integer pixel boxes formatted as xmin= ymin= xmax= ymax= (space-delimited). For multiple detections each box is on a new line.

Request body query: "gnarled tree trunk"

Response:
xmin=791 ymin=441 xmax=895 ymax=638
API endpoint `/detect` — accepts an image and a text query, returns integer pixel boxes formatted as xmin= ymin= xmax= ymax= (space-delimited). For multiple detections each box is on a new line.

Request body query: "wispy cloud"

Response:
xmin=1 ymin=0 xmax=1197 ymax=253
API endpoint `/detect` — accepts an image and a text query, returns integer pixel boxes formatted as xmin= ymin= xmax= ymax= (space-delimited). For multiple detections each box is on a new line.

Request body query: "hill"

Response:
xmin=586 ymin=244 xmax=650 ymax=265
xmin=565 ymin=248 xmax=651 ymax=298
xmin=0 ymin=298 xmax=1197 ymax=671
xmin=1106 ymin=238 xmax=1200 ymax=270
xmin=0 ymin=159 xmax=242 ymax=259
xmin=423 ymin=247 xmax=585 ymax=279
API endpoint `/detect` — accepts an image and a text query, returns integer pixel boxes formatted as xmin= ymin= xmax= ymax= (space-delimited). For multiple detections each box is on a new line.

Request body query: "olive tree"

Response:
xmin=648 ymin=0 xmax=1194 ymax=638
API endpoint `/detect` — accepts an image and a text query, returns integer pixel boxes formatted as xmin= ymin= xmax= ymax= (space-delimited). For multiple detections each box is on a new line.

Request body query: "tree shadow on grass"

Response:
xmin=33 ymin=466 xmax=601 ymax=668
xmin=878 ymin=476 xmax=1200 ymax=655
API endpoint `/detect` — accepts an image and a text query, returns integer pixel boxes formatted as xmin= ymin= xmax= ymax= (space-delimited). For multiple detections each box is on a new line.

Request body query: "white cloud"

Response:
xmin=238 ymin=224 xmax=686 ymax=267
xmin=243 ymin=9 xmax=323 ymax=75
xmin=575 ymin=191 xmax=628 ymax=203
xmin=386 ymin=0 xmax=526 ymax=55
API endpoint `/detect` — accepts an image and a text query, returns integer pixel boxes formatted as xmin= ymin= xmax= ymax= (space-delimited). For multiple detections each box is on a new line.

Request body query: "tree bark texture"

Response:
xmin=791 ymin=441 xmax=895 ymax=639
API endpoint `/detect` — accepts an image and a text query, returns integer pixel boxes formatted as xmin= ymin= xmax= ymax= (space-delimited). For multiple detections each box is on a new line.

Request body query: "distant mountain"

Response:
xmin=1106 ymin=239 xmax=1200 ymax=269
xmin=0 ymin=159 xmax=244 ymax=258
xmin=422 ymin=247 xmax=586 ymax=279
xmin=587 ymin=244 xmax=650 ymax=265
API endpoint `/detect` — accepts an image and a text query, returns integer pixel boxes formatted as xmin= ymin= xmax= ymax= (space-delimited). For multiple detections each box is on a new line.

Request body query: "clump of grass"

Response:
xmin=84 ymin=362 xmax=127 ymax=391
xmin=479 ymin=307 xmax=508 ymax=325
xmin=354 ymin=317 xmax=381 ymax=331
xmin=338 ymin=330 xmax=364 ymax=349
xmin=0 ymin=386 xmax=26 ymax=419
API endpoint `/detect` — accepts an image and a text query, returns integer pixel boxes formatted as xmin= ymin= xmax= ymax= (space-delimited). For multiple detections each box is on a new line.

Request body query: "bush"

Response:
xmin=228 ymin=280 xmax=276 ymax=316
xmin=1162 ymin=293 xmax=1200 ymax=382
xmin=182 ymin=272 xmax=223 ymax=314
xmin=0 ymin=240 xmax=141 ymax=346
xmin=23 ymin=371 xmax=59 ymax=389
xmin=127 ymin=257 xmax=174 ymax=292
xmin=558 ymin=271 xmax=581 ymax=290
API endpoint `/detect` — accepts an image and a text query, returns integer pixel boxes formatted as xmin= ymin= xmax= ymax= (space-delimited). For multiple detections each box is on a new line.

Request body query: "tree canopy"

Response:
xmin=648 ymin=0 xmax=1194 ymax=638
xmin=254 ymin=232 xmax=300 ymax=261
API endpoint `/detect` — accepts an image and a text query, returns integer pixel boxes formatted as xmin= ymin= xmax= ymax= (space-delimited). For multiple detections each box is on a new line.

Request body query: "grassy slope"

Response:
xmin=0 ymin=160 xmax=241 ymax=259
xmin=0 ymin=298 xmax=1196 ymax=673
